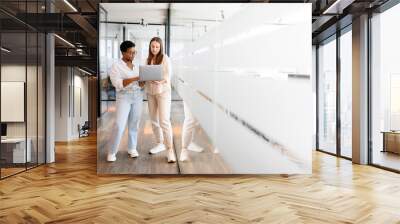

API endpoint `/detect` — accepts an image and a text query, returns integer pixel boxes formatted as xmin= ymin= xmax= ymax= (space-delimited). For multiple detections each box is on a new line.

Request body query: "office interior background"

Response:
xmin=0 ymin=0 xmax=400 ymax=222
xmin=0 ymin=0 xmax=399 ymax=178
xmin=98 ymin=3 xmax=312 ymax=174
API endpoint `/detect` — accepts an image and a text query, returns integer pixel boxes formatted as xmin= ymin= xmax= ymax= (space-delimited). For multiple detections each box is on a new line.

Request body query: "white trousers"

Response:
xmin=181 ymin=102 xmax=200 ymax=149
xmin=147 ymin=91 xmax=173 ymax=149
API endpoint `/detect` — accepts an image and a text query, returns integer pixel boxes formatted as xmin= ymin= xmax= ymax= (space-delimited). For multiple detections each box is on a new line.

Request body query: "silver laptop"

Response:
xmin=139 ymin=65 xmax=163 ymax=81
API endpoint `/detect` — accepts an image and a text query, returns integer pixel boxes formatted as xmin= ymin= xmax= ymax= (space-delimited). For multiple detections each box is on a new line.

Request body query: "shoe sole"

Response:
xmin=128 ymin=152 xmax=139 ymax=158
xmin=179 ymin=155 xmax=188 ymax=162
xmin=149 ymin=149 xmax=166 ymax=154
xmin=188 ymin=149 xmax=204 ymax=153
xmin=168 ymin=155 xmax=176 ymax=163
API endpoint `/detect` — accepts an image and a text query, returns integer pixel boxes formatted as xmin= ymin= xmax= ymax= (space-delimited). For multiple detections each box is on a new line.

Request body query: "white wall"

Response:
xmin=72 ymin=73 xmax=89 ymax=138
xmin=1 ymin=65 xmax=40 ymax=138
xmin=55 ymin=66 xmax=70 ymax=141
xmin=55 ymin=67 xmax=89 ymax=141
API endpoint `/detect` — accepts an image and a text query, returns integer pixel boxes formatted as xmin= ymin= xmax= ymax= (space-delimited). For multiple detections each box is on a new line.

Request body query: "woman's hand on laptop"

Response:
xmin=122 ymin=76 xmax=140 ymax=87
xmin=151 ymin=80 xmax=166 ymax=84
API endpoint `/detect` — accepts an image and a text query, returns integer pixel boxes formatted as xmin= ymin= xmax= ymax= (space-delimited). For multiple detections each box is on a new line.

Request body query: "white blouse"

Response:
xmin=145 ymin=55 xmax=172 ymax=95
xmin=109 ymin=59 xmax=140 ymax=92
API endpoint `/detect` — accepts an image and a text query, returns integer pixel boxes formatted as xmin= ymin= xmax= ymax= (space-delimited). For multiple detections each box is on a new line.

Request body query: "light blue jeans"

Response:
xmin=109 ymin=89 xmax=143 ymax=155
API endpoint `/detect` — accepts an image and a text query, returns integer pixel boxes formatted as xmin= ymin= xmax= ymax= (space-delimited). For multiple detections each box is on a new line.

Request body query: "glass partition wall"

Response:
xmin=316 ymin=26 xmax=352 ymax=159
xmin=317 ymin=35 xmax=337 ymax=155
xmin=98 ymin=3 xmax=313 ymax=174
xmin=98 ymin=6 xmax=166 ymax=115
xmin=0 ymin=1 xmax=46 ymax=179
xmin=339 ymin=27 xmax=352 ymax=159
xmin=370 ymin=3 xmax=400 ymax=172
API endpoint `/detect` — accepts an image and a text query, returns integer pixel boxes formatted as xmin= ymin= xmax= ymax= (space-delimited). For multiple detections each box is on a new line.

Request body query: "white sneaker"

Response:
xmin=149 ymin=144 xmax=166 ymax=154
xmin=167 ymin=149 xmax=176 ymax=163
xmin=188 ymin=143 xmax=204 ymax=153
xmin=128 ymin=149 xmax=139 ymax=158
xmin=107 ymin=153 xmax=116 ymax=162
xmin=179 ymin=149 xmax=189 ymax=162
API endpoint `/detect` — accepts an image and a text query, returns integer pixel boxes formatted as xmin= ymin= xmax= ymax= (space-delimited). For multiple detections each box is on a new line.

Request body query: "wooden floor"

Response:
xmin=97 ymin=101 xmax=231 ymax=174
xmin=1 ymin=135 xmax=400 ymax=223
xmin=1 ymin=167 xmax=25 ymax=178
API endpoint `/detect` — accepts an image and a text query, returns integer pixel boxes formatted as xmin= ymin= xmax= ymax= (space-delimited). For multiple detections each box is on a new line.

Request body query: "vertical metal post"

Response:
xmin=336 ymin=29 xmax=341 ymax=156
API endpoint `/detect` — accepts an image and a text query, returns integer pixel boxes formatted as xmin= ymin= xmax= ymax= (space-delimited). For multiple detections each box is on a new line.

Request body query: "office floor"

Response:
xmin=0 ymin=167 xmax=25 ymax=177
xmin=170 ymin=102 xmax=231 ymax=174
xmin=0 ymin=162 xmax=41 ymax=179
xmin=1 ymin=135 xmax=400 ymax=223
xmin=97 ymin=101 xmax=231 ymax=174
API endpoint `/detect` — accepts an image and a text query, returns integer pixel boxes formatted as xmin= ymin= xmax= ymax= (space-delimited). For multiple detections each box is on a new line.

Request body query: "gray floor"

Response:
xmin=171 ymin=102 xmax=232 ymax=174
xmin=97 ymin=102 xmax=179 ymax=174
xmin=97 ymin=98 xmax=231 ymax=174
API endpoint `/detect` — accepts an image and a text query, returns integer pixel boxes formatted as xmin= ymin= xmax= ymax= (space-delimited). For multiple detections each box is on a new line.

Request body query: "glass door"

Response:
xmin=370 ymin=3 xmax=400 ymax=171
xmin=0 ymin=0 xmax=46 ymax=179
xmin=317 ymin=26 xmax=353 ymax=159
xmin=339 ymin=27 xmax=352 ymax=158
xmin=317 ymin=35 xmax=337 ymax=155
xmin=1 ymin=22 xmax=28 ymax=178
xmin=99 ymin=5 xmax=110 ymax=115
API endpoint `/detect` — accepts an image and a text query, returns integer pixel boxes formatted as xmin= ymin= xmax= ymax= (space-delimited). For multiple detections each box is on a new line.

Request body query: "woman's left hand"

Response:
xmin=151 ymin=80 xmax=166 ymax=84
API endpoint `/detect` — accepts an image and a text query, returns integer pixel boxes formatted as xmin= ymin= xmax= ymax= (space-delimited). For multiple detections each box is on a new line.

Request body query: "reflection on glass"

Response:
xmin=99 ymin=22 xmax=166 ymax=108
xmin=340 ymin=29 xmax=352 ymax=158
xmin=99 ymin=7 xmax=110 ymax=114
xmin=38 ymin=33 xmax=46 ymax=165
xmin=318 ymin=37 xmax=337 ymax=154
xmin=371 ymin=3 xmax=400 ymax=171
xmin=27 ymin=31 xmax=39 ymax=169
xmin=0 ymin=1 xmax=46 ymax=179
xmin=1 ymin=31 xmax=28 ymax=177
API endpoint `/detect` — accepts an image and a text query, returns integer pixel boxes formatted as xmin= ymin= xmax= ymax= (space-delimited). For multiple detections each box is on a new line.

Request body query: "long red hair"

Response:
xmin=147 ymin=37 xmax=164 ymax=65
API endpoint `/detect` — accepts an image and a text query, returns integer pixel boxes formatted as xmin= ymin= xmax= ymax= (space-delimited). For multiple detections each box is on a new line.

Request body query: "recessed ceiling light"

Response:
xmin=78 ymin=67 xmax=92 ymax=76
xmin=323 ymin=0 xmax=354 ymax=15
xmin=54 ymin=34 xmax=75 ymax=48
xmin=63 ymin=0 xmax=78 ymax=12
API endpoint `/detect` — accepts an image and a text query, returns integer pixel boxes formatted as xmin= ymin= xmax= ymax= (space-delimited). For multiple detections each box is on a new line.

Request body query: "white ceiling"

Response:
xmin=100 ymin=3 xmax=169 ymax=24
xmin=100 ymin=3 xmax=244 ymax=42
xmin=100 ymin=3 xmax=243 ymax=25
xmin=127 ymin=24 xmax=165 ymax=40
xmin=170 ymin=3 xmax=242 ymax=25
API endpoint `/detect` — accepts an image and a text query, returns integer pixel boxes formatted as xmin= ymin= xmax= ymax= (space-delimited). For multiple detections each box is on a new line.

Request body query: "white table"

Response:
xmin=1 ymin=138 xmax=31 ymax=163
